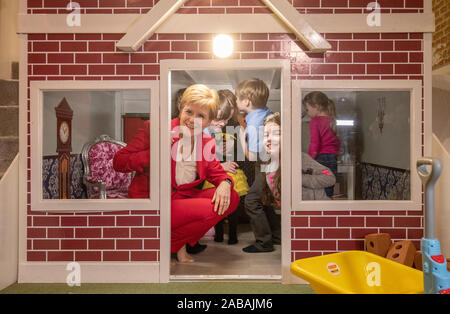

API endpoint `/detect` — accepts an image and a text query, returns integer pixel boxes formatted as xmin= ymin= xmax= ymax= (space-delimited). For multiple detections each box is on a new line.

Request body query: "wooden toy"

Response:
xmin=385 ymin=240 xmax=417 ymax=267
xmin=364 ymin=233 xmax=392 ymax=257
xmin=413 ymin=251 xmax=422 ymax=270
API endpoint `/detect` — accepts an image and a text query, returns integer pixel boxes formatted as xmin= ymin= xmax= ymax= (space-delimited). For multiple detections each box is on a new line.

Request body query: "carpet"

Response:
xmin=0 ymin=282 xmax=314 ymax=294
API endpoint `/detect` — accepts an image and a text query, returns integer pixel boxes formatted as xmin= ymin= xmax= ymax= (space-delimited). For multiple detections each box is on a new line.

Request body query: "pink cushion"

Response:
xmin=88 ymin=142 xmax=132 ymax=196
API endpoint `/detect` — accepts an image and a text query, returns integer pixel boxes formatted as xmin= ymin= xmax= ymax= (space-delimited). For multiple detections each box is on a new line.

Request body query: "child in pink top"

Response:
xmin=303 ymin=91 xmax=341 ymax=198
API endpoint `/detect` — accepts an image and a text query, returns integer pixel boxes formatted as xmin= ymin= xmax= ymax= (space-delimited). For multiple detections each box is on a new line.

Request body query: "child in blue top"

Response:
xmin=236 ymin=78 xmax=279 ymax=253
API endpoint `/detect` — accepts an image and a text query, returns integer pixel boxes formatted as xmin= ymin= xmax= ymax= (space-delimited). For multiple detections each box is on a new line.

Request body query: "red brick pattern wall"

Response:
xmin=27 ymin=210 xmax=160 ymax=262
xmin=27 ymin=31 xmax=424 ymax=262
xmin=27 ymin=0 xmax=424 ymax=14
xmin=291 ymin=210 xmax=423 ymax=260
xmin=28 ymin=32 xmax=424 ymax=79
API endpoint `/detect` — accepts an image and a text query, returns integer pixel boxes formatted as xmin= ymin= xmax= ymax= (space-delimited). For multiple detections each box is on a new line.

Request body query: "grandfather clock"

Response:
xmin=55 ymin=98 xmax=73 ymax=199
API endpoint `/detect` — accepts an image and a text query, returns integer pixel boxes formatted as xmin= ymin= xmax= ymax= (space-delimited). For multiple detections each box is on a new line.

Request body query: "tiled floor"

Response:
xmin=170 ymin=224 xmax=282 ymax=279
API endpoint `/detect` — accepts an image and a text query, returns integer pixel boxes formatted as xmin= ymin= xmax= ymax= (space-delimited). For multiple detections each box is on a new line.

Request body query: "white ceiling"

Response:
xmin=171 ymin=69 xmax=281 ymax=90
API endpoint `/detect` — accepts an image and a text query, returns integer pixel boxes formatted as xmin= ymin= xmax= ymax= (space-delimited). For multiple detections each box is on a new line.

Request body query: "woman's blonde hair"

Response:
xmin=179 ymin=84 xmax=219 ymax=121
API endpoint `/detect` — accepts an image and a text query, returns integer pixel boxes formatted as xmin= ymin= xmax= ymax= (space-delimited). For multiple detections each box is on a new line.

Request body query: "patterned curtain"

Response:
xmin=42 ymin=154 xmax=87 ymax=199
xmin=360 ymin=163 xmax=410 ymax=200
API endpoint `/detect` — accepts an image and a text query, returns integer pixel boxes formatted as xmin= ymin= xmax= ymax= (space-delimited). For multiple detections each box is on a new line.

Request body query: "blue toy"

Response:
xmin=417 ymin=158 xmax=450 ymax=294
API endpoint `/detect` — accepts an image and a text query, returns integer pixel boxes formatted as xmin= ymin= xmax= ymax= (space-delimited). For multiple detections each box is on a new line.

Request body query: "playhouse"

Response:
xmin=1 ymin=0 xmax=444 ymax=286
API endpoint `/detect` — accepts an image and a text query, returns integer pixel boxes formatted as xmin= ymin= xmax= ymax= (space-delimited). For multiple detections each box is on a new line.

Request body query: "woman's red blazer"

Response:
xmin=113 ymin=118 xmax=234 ymax=198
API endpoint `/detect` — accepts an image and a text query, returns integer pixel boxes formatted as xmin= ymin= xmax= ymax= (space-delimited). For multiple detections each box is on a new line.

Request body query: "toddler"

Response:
xmin=203 ymin=89 xmax=249 ymax=244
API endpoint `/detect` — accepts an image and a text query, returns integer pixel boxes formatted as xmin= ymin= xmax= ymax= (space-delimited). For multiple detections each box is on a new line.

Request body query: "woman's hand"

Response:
xmin=211 ymin=180 xmax=232 ymax=215
xmin=221 ymin=161 xmax=239 ymax=174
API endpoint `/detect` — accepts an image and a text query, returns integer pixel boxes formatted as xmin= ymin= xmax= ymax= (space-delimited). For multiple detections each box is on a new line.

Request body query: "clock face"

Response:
xmin=59 ymin=121 xmax=70 ymax=144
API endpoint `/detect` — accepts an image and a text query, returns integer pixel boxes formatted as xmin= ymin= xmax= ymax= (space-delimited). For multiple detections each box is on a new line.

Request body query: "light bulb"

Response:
xmin=213 ymin=34 xmax=234 ymax=58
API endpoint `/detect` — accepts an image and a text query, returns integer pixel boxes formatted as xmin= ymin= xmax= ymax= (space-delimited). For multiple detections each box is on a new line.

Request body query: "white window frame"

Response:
xmin=291 ymin=80 xmax=423 ymax=211
xmin=30 ymin=80 xmax=160 ymax=212
xmin=159 ymin=59 xmax=292 ymax=283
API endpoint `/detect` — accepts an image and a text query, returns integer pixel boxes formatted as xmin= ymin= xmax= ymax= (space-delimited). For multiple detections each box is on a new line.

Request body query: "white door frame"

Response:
xmin=159 ymin=59 xmax=292 ymax=283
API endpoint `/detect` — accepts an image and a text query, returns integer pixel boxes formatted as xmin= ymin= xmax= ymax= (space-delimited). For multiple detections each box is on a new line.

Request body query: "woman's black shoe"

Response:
xmin=186 ymin=242 xmax=207 ymax=254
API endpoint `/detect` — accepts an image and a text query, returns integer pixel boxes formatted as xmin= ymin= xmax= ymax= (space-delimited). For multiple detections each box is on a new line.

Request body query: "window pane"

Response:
xmin=301 ymin=90 xmax=410 ymax=201
xmin=42 ymin=90 xmax=151 ymax=200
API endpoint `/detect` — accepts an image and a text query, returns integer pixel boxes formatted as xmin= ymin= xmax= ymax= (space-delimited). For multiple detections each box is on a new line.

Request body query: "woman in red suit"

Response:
xmin=113 ymin=84 xmax=240 ymax=263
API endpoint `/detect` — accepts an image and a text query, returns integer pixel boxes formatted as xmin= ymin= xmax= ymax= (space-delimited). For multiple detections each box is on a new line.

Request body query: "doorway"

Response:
xmin=159 ymin=60 xmax=291 ymax=282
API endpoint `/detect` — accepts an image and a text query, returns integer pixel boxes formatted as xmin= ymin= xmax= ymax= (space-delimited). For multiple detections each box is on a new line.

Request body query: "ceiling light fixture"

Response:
xmin=213 ymin=34 xmax=234 ymax=58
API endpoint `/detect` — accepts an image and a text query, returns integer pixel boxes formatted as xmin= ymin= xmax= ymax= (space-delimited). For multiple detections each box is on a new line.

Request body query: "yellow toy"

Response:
xmin=203 ymin=133 xmax=249 ymax=197
xmin=203 ymin=168 xmax=249 ymax=196
xmin=290 ymin=250 xmax=423 ymax=294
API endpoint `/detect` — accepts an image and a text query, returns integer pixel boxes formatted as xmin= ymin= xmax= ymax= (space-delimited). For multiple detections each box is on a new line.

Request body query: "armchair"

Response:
xmin=81 ymin=134 xmax=133 ymax=199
